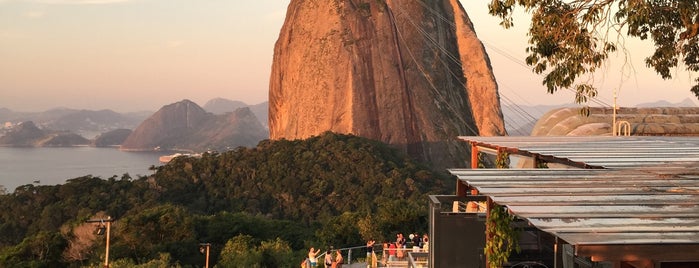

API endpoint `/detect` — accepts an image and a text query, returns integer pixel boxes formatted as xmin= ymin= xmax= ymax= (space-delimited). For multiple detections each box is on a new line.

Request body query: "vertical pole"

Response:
xmin=613 ymin=90 xmax=618 ymax=136
xmin=553 ymin=237 xmax=558 ymax=268
xmin=205 ymin=244 xmax=210 ymax=268
xmin=471 ymin=142 xmax=479 ymax=169
xmin=104 ymin=217 xmax=111 ymax=268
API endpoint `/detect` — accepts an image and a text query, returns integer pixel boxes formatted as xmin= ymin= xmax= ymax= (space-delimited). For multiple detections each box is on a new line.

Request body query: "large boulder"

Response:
xmin=269 ymin=0 xmax=505 ymax=168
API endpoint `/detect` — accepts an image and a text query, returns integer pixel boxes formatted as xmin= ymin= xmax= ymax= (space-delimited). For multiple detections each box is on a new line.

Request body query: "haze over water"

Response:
xmin=0 ymin=147 xmax=164 ymax=193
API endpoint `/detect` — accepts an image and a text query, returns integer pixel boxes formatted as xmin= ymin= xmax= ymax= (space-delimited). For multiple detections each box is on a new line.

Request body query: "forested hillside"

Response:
xmin=0 ymin=132 xmax=451 ymax=267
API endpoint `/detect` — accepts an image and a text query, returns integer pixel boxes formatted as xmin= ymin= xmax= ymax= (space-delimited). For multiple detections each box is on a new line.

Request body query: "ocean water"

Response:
xmin=0 ymin=147 xmax=166 ymax=192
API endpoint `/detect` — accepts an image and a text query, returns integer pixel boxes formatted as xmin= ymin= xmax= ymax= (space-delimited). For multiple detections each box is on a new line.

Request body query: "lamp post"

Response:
xmin=199 ymin=243 xmax=211 ymax=268
xmin=86 ymin=216 xmax=115 ymax=268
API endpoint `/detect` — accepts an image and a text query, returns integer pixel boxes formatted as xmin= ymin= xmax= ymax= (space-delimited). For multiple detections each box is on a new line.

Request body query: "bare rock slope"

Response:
xmin=269 ymin=0 xmax=505 ymax=168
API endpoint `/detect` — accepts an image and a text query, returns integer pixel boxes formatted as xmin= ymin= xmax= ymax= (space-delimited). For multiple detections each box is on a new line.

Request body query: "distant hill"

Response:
xmin=0 ymin=108 xmax=147 ymax=139
xmin=203 ymin=98 xmax=248 ymax=114
xmin=93 ymin=128 xmax=132 ymax=147
xmin=636 ymin=97 xmax=698 ymax=108
xmin=0 ymin=121 xmax=89 ymax=147
xmin=120 ymin=99 xmax=268 ymax=152
xmin=202 ymin=98 xmax=268 ymax=129
xmin=248 ymin=102 xmax=269 ymax=129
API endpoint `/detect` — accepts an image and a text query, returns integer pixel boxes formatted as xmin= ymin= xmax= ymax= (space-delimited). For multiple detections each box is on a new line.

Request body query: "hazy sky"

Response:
xmin=1 ymin=0 xmax=697 ymax=113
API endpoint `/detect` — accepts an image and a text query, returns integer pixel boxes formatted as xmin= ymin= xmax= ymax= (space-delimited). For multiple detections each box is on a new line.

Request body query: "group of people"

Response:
xmin=303 ymin=232 xmax=429 ymax=268
xmin=383 ymin=232 xmax=429 ymax=262
xmin=304 ymin=247 xmax=343 ymax=268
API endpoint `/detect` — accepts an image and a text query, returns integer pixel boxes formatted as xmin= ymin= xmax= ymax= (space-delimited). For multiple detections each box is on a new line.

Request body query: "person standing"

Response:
xmin=388 ymin=242 xmax=397 ymax=262
xmin=332 ymin=249 xmax=343 ymax=268
xmin=365 ymin=240 xmax=375 ymax=268
xmin=396 ymin=233 xmax=406 ymax=248
xmin=422 ymin=233 xmax=429 ymax=252
xmin=412 ymin=232 xmax=422 ymax=252
xmin=324 ymin=249 xmax=333 ymax=267
xmin=308 ymin=247 xmax=321 ymax=267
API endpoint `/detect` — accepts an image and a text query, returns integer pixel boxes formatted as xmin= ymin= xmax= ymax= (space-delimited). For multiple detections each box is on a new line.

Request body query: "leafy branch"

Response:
xmin=485 ymin=204 xmax=520 ymax=267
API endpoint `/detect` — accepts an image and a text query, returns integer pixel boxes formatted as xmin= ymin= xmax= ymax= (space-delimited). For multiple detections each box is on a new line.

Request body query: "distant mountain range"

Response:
xmin=1 ymin=97 xmax=694 ymax=147
xmin=0 ymin=98 xmax=270 ymax=150
xmin=0 ymin=108 xmax=148 ymax=139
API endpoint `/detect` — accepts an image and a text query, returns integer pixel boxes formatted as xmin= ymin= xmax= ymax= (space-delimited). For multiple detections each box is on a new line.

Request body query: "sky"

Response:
xmin=1 ymin=0 xmax=697 ymax=113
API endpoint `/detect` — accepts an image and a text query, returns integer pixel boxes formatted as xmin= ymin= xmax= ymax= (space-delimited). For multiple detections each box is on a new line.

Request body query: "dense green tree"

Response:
xmin=0 ymin=231 xmax=67 ymax=267
xmin=115 ymin=204 xmax=196 ymax=262
xmin=0 ymin=132 xmax=450 ymax=267
xmin=488 ymin=0 xmax=699 ymax=105
xmin=215 ymin=235 xmax=262 ymax=267
xmin=101 ymin=253 xmax=181 ymax=268
xmin=215 ymin=235 xmax=295 ymax=268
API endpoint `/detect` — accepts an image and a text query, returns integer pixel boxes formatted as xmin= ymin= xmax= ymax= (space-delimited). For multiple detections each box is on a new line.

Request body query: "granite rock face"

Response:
xmin=531 ymin=107 xmax=699 ymax=136
xmin=269 ymin=0 xmax=505 ymax=168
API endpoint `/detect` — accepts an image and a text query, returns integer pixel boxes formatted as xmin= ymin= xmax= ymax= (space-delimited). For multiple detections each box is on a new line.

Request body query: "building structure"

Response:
xmin=430 ymin=136 xmax=699 ymax=268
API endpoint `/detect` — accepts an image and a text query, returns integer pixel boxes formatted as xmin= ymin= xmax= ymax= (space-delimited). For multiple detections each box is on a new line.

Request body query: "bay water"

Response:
xmin=0 ymin=147 xmax=166 ymax=192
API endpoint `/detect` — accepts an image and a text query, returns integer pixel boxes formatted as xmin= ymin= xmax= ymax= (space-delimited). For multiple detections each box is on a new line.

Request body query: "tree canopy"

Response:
xmin=0 ymin=132 xmax=450 ymax=267
xmin=488 ymin=0 xmax=699 ymax=105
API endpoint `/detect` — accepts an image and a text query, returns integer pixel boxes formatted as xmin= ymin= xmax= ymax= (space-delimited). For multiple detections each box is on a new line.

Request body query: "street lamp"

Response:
xmin=86 ymin=216 xmax=115 ymax=268
xmin=199 ymin=243 xmax=211 ymax=268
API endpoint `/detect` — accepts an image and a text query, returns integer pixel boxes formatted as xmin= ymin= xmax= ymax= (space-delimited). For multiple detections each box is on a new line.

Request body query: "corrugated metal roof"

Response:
xmin=448 ymin=136 xmax=699 ymax=256
xmin=460 ymin=136 xmax=699 ymax=168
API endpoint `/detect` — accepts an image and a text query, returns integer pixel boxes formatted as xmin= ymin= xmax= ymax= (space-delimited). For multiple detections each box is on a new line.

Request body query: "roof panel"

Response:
xmin=527 ymin=218 xmax=699 ymax=233
xmin=449 ymin=136 xmax=699 ymax=247
xmin=492 ymin=194 xmax=699 ymax=205
xmin=556 ymin=232 xmax=699 ymax=245
xmin=460 ymin=136 xmax=699 ymax=169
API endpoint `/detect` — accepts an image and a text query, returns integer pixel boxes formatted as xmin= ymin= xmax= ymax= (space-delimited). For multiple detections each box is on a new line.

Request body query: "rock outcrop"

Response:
xmin=269 ymin=0 xmax=505 ymax=168
xmin=531 ymin=107 xmax=699 ymax=136
xmin=120 ymin=100 xmax=268 ymax=152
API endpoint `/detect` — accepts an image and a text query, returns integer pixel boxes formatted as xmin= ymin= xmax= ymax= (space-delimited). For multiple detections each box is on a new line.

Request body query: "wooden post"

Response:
xmin=205 ymin=245 xmax=210 ymax=268
xmin=104 ymin=218 xmax=111 ymax=268
xmin=85 ymin=216 xmax=115 ymax=268
xmin=199 ymin=243 xmax=211 ymax=268
xmin=471 ymin=142 xmax=479 ymax=169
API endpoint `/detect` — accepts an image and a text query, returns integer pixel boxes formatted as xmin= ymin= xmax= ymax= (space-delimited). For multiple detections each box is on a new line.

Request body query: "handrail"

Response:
xmin=407 ymin=251 xmax=429 ymax=268
xmin=315 ymin=244 xmax=379 ymax=265
xmin=315 ymin=244 xmax=430 ymax=266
